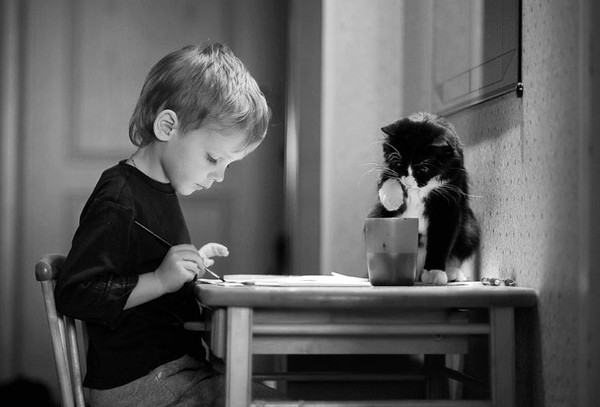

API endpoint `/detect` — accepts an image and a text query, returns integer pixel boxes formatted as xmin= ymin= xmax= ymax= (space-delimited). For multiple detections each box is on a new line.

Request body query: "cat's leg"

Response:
xmin=415 ymin=235 xmax=427 ymax=282
xmin=421 ymin=269 xmax=448 ymax=285
xmin=422 ymin=206 xmax=461 ymax=285
xmin=378 ymin=178 xmax=404 ymax=211
xmin=446 ymin=208 xmax=480 ymax=282
xmin=445 ymin=257 xmax=467 ymax=282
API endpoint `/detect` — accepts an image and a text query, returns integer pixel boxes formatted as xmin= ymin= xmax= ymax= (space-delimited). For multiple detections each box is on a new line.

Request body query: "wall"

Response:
xmin=0 ymin=0 xmax=22 ymax=381
xmin=582 ymin=0 xmax=600 ymax=402
xmin=321 ymin=0 xmax=403 ymax=277
xmin=451 ymin=1 xmax=586 ymax=405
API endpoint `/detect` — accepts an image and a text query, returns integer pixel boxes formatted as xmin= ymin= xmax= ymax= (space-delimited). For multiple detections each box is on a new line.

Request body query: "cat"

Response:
xmin=368 ymin=112 xmax=480 ymax=285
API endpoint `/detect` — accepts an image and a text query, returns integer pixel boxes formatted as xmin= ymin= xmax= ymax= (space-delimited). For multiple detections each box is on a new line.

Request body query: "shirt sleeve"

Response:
xmin=55 ymin=199 xmax=139 ymax=328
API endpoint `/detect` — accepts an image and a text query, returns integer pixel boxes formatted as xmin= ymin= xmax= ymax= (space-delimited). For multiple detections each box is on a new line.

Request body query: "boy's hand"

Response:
xmin=155 ymin=244 xmax=205 ymax=293
xmin=198 ymin=243 xmax=229 ymax=268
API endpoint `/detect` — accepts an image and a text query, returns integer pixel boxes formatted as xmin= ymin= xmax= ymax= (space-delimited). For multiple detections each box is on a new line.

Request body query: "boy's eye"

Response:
xmin=206 ymin=154 xmax=218 ymax=165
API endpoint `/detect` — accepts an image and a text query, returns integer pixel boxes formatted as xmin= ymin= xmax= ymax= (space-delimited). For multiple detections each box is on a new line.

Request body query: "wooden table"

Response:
xmin=193 ymin=281 xmax=537 ymax=407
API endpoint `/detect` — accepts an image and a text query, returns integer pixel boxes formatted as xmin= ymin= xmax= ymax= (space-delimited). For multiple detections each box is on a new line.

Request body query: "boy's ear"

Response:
xmin=154 ymin=110 xmax=179 ymax=142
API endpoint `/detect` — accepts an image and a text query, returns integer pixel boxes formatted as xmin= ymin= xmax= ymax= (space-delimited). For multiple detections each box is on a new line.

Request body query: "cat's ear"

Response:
xmin=381 ymin=121 xmax=400 ymax=137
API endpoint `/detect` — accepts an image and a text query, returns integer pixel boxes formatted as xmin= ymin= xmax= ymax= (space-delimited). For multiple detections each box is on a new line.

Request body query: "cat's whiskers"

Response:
xmin=359 ymin=161 xmax=385 ymax=168
xmin=359 ymin=162 xmax=397 ymax=176
xmin=358 ymin=162 xmax=398 ymax=185
xmin=388 ymin=154 xmax=402 ymax=163
xmin=430 ymin=187 xmax=460 ymax=205
xmin=362 ymin=167 xmax=391 ymax=178
xmin=435 ymin=184 xmax=482 ymax=199
xmin=382 ymin=142 xmax=403 ymax=160
xmin=447 ymin=167 xmax=469 ymax=174
xmin=440 ymin=183 xmax=482 ymax=198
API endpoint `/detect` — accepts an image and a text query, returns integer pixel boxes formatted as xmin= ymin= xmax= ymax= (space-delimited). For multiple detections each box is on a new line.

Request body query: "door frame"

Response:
xmin=0 ymin=0 xmax=24 ymax=380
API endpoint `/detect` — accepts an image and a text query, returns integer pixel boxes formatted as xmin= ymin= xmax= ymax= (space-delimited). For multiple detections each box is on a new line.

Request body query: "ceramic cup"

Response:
xmin=364 ymin=217 xmax=419 ymax=286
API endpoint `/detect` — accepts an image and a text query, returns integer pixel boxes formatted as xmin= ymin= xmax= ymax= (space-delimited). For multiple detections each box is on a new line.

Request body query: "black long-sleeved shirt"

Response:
xmin=55 ymin=161 xmax=204 ymax=389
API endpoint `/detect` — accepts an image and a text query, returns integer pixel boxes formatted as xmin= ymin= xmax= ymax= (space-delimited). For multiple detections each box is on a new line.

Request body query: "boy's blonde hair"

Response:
xmin=129 ymin=42 xmax=270 ymax=148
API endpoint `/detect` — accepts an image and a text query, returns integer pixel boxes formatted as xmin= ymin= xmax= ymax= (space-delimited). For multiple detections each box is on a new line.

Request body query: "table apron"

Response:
xmin=252 ymin=335 xmax=469 ymax=355
xmin=253 ymin=323 xmax=489 ymax=335
xmin=207 ymin=308 xmax=483 ymax=358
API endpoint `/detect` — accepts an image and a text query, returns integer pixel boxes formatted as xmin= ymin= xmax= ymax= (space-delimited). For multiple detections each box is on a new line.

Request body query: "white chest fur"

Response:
xmin=378 ymin=175 xmax=447 ymax=235
xmin=400 ymin=187 xmax=428 ymax=234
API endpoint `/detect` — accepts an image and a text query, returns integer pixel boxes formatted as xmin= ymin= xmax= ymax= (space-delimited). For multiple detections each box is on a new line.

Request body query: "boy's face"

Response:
xmin=159 ymin=124 xmax=249 ymax=196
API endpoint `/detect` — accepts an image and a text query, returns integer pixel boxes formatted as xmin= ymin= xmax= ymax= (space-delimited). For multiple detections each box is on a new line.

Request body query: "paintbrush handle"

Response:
xmin=134 ymin=221 xmax=173 ymax=247
xmin=202 ymin=267 xmax=225 ymax=282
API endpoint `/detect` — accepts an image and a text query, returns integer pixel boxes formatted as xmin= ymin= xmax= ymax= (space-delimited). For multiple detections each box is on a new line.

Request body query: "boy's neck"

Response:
xmin=129 ymin=145 xmax=169 ymax=184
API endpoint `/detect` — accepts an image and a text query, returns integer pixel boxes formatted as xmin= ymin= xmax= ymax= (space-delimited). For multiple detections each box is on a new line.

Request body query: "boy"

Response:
xmin=55 ymin=42 xmax=282 ymax=406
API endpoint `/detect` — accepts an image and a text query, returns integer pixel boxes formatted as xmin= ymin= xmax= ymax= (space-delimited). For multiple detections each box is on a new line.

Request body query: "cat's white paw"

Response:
xmin=421 ymin=269 xmax=448 ymax=285
xmin=378 ymin=179 xmax=404 ymax=211
xmin=446 ymin=267 xmax=467 ymax=282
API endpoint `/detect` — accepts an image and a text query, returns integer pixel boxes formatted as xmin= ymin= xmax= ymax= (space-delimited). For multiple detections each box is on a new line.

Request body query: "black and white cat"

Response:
xmin=369 ymin=112 xmax=480 ymax=285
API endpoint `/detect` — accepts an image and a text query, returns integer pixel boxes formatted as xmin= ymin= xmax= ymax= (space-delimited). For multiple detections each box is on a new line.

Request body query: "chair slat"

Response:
xmin=36 ymin=254 xmax=85 ymax=407
xmin=39 ymin=280 xmax=76 ymax=407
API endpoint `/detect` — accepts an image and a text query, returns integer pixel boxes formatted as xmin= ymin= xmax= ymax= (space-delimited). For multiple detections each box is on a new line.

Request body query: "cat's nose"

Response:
xmin=400 ymin=176 xmax=417 ymax=188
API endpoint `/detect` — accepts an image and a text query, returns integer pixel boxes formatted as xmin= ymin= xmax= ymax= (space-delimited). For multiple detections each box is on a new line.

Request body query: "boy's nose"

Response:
xmin=210 ymin=168 xmax=225 ymax=183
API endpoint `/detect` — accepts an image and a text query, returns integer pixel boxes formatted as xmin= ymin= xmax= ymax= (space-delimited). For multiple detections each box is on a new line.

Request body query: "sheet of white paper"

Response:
xmin=217 ymin=274 xmax=372 ymax=287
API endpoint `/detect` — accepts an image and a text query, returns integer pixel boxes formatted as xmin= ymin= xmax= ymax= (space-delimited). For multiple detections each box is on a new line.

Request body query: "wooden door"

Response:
xmin=12 ymin=0 xmax=286 ymax=398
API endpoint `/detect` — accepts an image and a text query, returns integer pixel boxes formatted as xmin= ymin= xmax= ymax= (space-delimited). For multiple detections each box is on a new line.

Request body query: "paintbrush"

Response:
xmin=134 ymin=220 xmax=226 ymax=282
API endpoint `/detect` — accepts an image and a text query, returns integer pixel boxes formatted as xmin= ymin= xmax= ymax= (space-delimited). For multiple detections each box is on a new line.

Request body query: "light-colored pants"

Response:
xmin=89 ymin=355 xmax=283 ymax=407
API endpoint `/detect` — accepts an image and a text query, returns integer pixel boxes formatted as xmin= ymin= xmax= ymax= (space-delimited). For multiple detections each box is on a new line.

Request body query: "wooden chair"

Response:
xmin=35 ymin=254 xmax=86 ymax=407
xmin=35 ymin=253 xmax=210 ymax=407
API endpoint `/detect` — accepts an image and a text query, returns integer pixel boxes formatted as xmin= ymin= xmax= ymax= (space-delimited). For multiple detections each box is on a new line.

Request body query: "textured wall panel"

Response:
xmin=451 ymin=1 xmax=582 ymax=405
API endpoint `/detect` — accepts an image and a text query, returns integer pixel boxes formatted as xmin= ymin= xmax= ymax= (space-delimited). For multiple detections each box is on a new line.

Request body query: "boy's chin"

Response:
xmin=176 ymin=183 xmax=209 ymax=196
xmin=176 ymin=186 xmax=197 ymax=196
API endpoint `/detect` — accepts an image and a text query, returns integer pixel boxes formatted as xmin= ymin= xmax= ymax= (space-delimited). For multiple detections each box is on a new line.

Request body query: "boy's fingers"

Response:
xmin=215 ymin=244 xmax=230 ymax=255
xmin=171 ymin=244 xmax=199 ymax=253
xmin=194 ymin=262 xmax=210 ymax=278
xmin=177 ymin=248 xmax=203 ymax=260
xmin=200 ymin=243 xmax=229 ymax=258
xmin=210 ymin=249 xmax=229 ymax=258
xmin=180 ymin=261 xmax=200 ymax=280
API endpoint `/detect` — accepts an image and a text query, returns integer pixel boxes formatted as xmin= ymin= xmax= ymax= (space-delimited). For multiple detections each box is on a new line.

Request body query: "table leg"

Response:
xmin=226 ymin=307 xmax=253 ymax=407
xmin=424 ymin=354 xmax=448 ymax=398
xmin=489 ymin=307 xmax=515 ymax=407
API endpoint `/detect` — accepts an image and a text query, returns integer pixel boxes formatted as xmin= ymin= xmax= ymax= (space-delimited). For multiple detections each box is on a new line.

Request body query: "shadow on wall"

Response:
xmin=451 ymin=94 xmax=524 ymax=148
xmin=0 ymin=376 xmax=57 ymax=406
xmin=515 ymin=306 xmax=544 ymax=407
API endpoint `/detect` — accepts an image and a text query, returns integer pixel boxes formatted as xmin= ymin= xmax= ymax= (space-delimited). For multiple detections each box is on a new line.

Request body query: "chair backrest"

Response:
xmin=35 ymin=254 xmax=86 ymax=407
